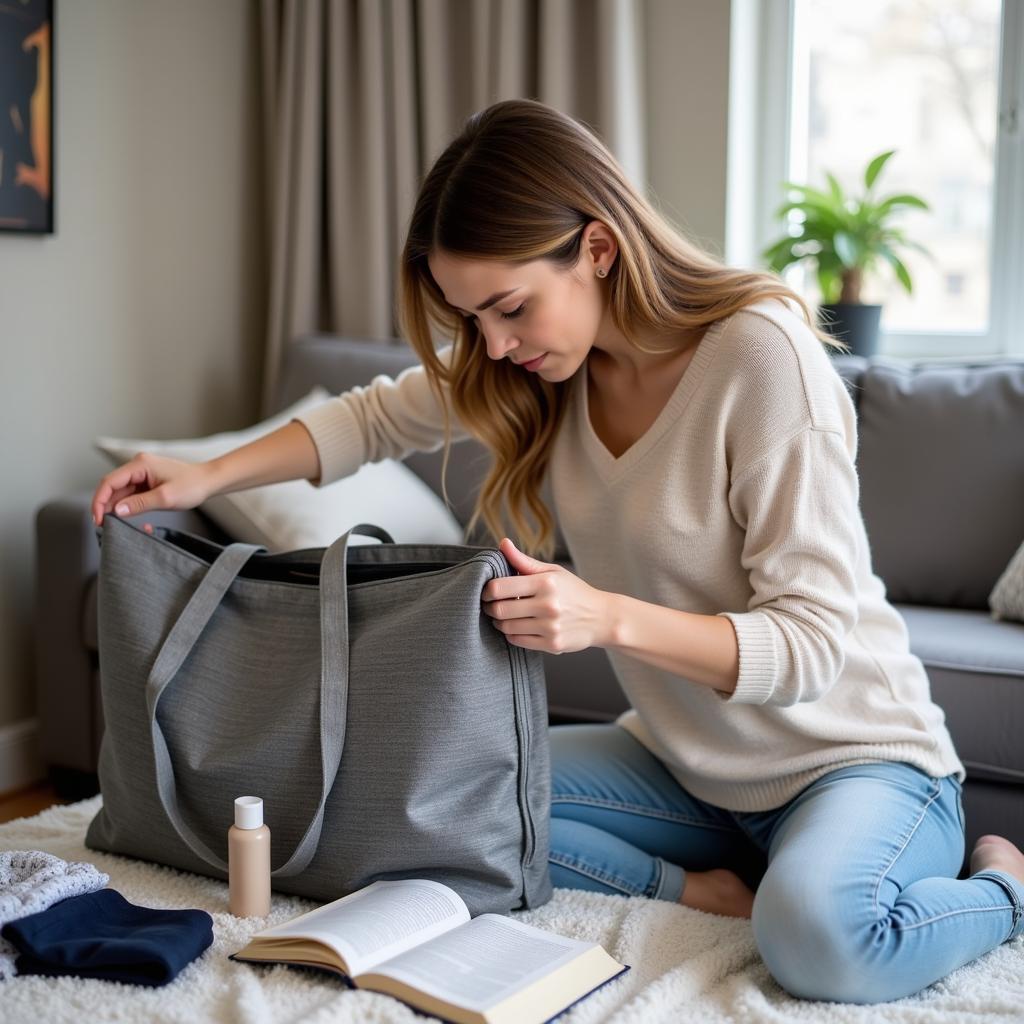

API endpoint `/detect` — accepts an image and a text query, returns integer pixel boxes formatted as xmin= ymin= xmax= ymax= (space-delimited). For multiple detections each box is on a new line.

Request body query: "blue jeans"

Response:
xmin=549 ymin=722 xmax=1024 ymax=1004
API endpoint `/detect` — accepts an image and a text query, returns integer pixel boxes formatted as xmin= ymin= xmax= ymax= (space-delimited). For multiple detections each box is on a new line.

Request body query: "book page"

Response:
xmin=255 ymin=879 xmax=470 ymax=975
xmin=365 ymin=913 xmax=598 ymax=1012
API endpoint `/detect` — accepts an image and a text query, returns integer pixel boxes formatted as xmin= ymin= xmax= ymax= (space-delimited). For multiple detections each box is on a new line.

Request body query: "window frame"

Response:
xmin=728 ymin=0 xmax=1024 ymax=360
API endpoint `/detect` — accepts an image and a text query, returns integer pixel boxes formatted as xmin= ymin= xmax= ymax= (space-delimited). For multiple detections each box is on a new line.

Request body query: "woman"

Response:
xmin=92 ymin=99 xmax=1024 ymax=1004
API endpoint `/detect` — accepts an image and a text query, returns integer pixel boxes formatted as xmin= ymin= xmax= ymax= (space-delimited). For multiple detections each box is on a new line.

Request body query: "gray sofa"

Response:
xmin=35 ymin=335 xmax=1024 ymax=874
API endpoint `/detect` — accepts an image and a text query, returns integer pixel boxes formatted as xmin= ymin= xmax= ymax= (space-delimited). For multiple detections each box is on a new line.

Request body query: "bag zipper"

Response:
xmin=481 ymin=552 xmax=538 ymax=870
xmin=513 ymin=642 xmax=537 ymax=865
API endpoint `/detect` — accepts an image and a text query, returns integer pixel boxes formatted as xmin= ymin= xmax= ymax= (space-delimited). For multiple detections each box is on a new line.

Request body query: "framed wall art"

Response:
xmin=0 ymin=0 xmax=54 ymax=234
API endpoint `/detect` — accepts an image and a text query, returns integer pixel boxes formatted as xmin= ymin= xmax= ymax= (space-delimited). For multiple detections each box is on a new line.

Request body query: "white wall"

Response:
xmin=0 ymin=0 xmax=265 ymax=790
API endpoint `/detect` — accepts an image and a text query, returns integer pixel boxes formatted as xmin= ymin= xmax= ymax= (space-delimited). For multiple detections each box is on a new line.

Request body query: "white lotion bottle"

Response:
xmin=228 ymin=796 xmax=271 ymax=917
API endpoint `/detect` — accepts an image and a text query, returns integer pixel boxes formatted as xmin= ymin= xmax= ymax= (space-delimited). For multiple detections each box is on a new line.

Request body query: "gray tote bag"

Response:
xmin=84 ymin=514 xmax=552 ymax=916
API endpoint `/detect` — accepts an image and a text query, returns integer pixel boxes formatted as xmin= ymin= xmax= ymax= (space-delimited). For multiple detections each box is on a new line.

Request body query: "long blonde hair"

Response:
xmin=398 ymin=98 xmax=848 ymax=560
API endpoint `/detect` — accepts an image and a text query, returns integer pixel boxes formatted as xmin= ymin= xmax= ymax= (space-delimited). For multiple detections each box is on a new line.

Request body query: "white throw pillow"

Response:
xmin=989 ymin=536 xmax=1024 ymax=625
xmin=94 ymin=387 xmax=466 ymax=551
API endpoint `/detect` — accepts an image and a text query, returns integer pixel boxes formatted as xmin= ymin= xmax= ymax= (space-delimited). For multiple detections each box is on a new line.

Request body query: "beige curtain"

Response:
xmin=258 ymin=0 xmax=647 ymax=417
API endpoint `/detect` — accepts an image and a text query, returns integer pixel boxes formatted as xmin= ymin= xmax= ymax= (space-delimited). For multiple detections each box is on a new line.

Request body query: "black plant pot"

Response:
xmin=817 ymin=303 xmax=882 ymax=358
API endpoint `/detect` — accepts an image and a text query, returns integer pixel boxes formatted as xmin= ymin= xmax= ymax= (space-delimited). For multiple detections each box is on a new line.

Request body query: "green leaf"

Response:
xmin=875 ymin=193 xmax=930 ymax=216
xmin=850 ymin=200 xmax=878 ymax=231
xmin=825 ymin=172 xmax=845 ymax=205
xmin=878 ymin=244 xmax=914 ymax=293
xmin=761 ymin=238 xmax=800 ymax=273
xmin=761 ymin=236 xmax=795 ymax=260
xmin=833 ymin=231 xmax=859 ymax=267
xmin=877 ymin=231 xmax=934 ymax=262
xmin=817 ymin=265 xmax=840 ymax=304
xmin=766 ymin=147 xmax=934 ymax=299
xmin=797 ymin=220 xmax=842 ymax=245
xmin=781 ymin=181 xmax=837 ymax=207
xmin=815 ymin=251 xmax=844 ymax=303
xmin=898 ymin=239 xmax=934 ymax=258
xmin=771 ymin=199 xmax=830 ymax=220
xmin=797 ymin=199 xmax=847 ymax=230
xmin=864 ymin=150 xmax=896 ymax=190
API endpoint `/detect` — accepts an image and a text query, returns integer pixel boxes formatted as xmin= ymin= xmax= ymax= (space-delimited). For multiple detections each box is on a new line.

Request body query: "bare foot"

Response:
xmin=679 ymin=868 xmax=755 ymax=919
xmin=970 ymin=834 xmax=1024 ymax=887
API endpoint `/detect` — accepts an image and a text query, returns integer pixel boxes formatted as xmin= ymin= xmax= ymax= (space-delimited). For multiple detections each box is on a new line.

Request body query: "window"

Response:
xmin=729 ymin=0 xmax=1024 ymax=358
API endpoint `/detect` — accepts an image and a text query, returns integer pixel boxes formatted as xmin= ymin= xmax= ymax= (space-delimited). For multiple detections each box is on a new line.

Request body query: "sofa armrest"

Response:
xmin=33 ymin=491 xmax=231 ymax=777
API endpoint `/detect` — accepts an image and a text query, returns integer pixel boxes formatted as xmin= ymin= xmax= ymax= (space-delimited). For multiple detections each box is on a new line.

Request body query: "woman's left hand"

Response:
xmin=481 ymin=538 xmax=612 ymax=655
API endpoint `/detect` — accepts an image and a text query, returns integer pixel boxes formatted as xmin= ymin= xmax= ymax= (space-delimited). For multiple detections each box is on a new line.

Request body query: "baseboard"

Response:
xmin=0 ymin=718 xmax=45 ymax=796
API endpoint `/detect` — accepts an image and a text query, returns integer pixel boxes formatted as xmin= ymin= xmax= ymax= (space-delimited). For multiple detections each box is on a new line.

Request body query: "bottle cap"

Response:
xmin=234 ymin=796 xmax=264 ymax=829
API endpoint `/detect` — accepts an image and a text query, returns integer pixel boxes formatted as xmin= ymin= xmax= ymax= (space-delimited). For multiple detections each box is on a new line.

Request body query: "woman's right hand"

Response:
xmin=92 ymin=453 xmax=217 ymax=528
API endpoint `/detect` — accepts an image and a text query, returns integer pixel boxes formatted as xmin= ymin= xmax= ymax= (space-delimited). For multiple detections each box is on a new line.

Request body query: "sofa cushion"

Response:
xmin=829 ymin=354 xmax=868 ymax=406
xmin=96 ymin=388 xmax=466 ymax=551
xmin=858 ymin=361 xmax=1024 ymax=609
xmin=897 ymin=603 xmax=1024 ymax=783
xmin=276 ymin=336 xmax=486 ymax=523
xmin=990 ymin=536 xmax=1024 ymax=624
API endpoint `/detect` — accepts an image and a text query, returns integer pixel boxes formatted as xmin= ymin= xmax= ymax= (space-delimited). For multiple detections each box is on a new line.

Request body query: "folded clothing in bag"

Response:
xmin=1 ymin=888 xmax=213 ymax=987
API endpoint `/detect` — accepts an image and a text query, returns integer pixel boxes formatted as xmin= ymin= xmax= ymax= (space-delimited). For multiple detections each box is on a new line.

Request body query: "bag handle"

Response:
xmin=144 ymin=522 xmax=395 ymax=876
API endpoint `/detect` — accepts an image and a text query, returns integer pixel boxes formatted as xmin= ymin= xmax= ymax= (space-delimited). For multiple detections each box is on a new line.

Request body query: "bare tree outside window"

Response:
xmin=792 ymin=0 xmax=1001 ymax=333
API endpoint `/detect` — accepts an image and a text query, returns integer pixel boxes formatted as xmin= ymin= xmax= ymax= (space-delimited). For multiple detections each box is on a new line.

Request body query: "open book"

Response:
xmin=229 ymin=878 xmax=629 ymax=1024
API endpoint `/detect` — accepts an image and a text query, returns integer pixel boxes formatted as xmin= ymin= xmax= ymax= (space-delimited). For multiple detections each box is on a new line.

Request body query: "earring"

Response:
xmin=596 ymin=267 xmax=607 ymax=278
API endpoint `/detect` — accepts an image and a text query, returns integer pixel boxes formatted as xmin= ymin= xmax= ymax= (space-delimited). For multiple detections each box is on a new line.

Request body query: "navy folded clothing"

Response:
xmin=0 ymin=888 xmax=213 ymax=987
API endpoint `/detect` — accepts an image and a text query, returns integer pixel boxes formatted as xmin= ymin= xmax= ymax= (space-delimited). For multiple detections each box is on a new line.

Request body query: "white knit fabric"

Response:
xmin=0 ymin=850 xmax=110 ymax=979
xmin=294 ymin=296 xmax=965 ymax=812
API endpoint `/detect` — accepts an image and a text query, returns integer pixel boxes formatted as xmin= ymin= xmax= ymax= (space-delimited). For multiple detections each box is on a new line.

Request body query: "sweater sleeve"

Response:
xmin=289 ymin=344 xmax=472 ymax=488
xmin=714 ymin=425 xmax=862 ymax=706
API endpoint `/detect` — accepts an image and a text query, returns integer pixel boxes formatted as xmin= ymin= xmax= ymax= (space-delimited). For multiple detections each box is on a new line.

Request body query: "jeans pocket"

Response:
xmin=956 ymin=787 xmax=966 ymax=832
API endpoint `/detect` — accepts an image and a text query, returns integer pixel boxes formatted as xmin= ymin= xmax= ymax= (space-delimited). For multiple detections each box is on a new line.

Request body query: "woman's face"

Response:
xmin=427 ymin=241 xmax=609 ymax=383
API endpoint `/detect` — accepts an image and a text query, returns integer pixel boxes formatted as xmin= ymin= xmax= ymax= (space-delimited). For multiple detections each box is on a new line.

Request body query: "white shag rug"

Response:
xmin=1 ymin=795 xmax=1023 ymax=1024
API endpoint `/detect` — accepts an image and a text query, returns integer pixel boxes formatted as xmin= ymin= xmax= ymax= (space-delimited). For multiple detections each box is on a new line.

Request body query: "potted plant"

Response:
xmin=761 ymin=149 xmax=933 ymax=357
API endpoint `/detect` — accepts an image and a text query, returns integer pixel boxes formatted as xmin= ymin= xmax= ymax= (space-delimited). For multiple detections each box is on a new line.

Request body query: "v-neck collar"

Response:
xmin=575 ymin=312 xmax=734 ymax=481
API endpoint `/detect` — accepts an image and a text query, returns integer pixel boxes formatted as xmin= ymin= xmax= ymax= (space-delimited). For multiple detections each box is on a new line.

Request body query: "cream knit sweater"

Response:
xmin=292 ymin=297 xmax=965 ymax=812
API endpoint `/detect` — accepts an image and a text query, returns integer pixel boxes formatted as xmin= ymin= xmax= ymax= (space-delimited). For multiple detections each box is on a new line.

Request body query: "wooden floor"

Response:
xmin=0 ymin=782 xmax=68 ymax=825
